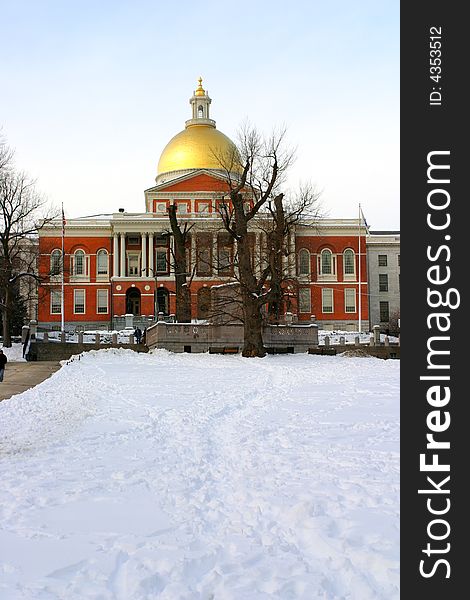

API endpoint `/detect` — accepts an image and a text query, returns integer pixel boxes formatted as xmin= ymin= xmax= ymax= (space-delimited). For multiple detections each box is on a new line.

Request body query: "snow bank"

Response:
xmin=0 ymin=350 xmax=399 ymax=599
xmin=1 ymin=342 xmax=26 ymax=362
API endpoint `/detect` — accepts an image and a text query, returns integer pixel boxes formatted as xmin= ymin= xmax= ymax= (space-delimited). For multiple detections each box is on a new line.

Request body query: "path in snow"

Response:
xmin=0 ymin=350 xmax=399 ymax=599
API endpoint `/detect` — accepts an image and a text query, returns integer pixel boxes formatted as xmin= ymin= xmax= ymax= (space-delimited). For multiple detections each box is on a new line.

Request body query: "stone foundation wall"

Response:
xmin=28 ymin=341 xmax=148 ymax=361
xmin=145 ymin=322 xmax=319 ymax=354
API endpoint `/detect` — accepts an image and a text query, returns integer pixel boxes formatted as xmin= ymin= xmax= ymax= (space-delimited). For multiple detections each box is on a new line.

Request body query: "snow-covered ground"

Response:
xmin=0 ymin=350 xmax=399 ymax=599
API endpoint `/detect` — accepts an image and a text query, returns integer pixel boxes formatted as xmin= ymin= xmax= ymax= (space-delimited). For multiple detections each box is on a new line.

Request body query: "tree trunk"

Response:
xmin=267 ymin=195 xmax=286 ymax=324
xmin=242 ymin=292 xmax=265 ymax=357
xmin=2 ymin=284 xmax=12 ymax=347
xmin=168 ymin=204 xmax=192 ymax=323
xmin=175 ymin=274 xmax=191 ymax=323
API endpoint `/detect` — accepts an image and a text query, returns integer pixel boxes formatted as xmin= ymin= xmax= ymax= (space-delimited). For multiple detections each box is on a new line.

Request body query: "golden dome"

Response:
xmin=156 ymin=79 xmax=241 ymax=182
xmin=157 ymin=124 xmax=239 ymax=176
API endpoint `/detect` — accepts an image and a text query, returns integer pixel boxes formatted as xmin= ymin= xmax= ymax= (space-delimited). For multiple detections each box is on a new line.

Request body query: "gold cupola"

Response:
xmin=156 ymin=79 xmax=240 ymax=184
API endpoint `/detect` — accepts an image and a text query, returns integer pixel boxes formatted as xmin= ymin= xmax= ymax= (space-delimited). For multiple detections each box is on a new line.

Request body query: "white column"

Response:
xmin=113 ymin=234 xmax=119 ymax=277
xmin=148 ymin=233 xmax=154 ymax=276
xmin=141 ymin=233 xmax=147 ymax=277
xmin=120 ymin=233 xmax=126 ymax=277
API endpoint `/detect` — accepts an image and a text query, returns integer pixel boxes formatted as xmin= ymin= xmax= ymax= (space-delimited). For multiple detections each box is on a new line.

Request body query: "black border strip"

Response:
xmin=401 ymin=3 xmax=466 ymax=595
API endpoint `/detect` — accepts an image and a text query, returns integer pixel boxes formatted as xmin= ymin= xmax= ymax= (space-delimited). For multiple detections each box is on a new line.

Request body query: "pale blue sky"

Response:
xmin=2 ymin=0 xmax=399 ymax=229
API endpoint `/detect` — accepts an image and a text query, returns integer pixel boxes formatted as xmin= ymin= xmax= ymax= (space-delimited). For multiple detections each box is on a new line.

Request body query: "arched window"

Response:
xmin=298 ymin=249 xmax=310 ymax=276
xmin=198 ymin=105 xmax=204 ymax=118
xmin=321 ymin=249 xmax=332 ymax=275
xmin=97 ymin=249 xmax=109 ymax=276
xmin=343 ymin=249 xmax=355 ymax=276
xmin=74 ymin=249 xmax=85 ymax=276
xmin=50 ymin=249 xmax=62 ymax=275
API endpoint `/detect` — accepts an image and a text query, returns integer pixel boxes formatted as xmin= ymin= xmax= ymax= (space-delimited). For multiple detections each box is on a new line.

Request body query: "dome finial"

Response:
xmin=195 ymin=76 xmax=205 ymax=96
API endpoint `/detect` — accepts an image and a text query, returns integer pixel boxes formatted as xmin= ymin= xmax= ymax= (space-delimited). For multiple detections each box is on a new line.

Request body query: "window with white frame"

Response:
xmin=50 ymin=289 xmax=62 ymax=314
xmin=97 ymin=249 xmax=109 ymax=276
xmin=73 ymin=250 xmax=86 ymax=276
xmin=198 ymin=202 xmax=210 ymax=213
xmin=50 ymin=250 xmax=62 ymax=276
xmin=343 ymin=249 xmax=355 ymax=277
xmin=344 ymin=288 xmax=356 ymax=313
xmin=321 ymin=249 xmax=332 ymax=274
xmin=322 ymin=288 xmax=334 ymax=313
xmin=155 ymin=235 xmax=169 ymax=273
xmin=298 ymin=288 xmax=311 ymax=313
xmin=156 ymin=249 xmax=168 ymax=273
xmin=298 ymin=249 xmax=310 ymax=276
xmin=176 ymin=202 xmax=189 ymax=213
xmin=74 ymin=289 xmax=85 ymax=314
xmin=380 ymin=301 xmax=390 ymax=322
xmin=378 ymin=254 xmax=388 ymax=267
xmin=379 ymin=273 xmax=389 ymax=292
xmin=97 ymin=289 xmax=108 ymax=314
xmin=127 ymin=254 xmax=140 ymax=276
xmin=318 ymin=249 xmax=336 ymax=279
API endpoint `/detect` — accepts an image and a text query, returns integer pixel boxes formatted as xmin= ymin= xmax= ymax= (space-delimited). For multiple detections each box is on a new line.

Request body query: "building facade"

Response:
xmin=38 ymin=80 xmax=369 ymax=332
xmin=366 ymin=231 xmax=400 ymax=333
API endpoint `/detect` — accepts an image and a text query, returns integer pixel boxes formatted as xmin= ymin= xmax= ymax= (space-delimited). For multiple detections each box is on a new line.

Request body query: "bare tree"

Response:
xmin=215 ymin=125 xmax=320 ymax=357
xmin=167 ymin=203 xmax=194 ymax=323
xmin=0 ymin=137 xmax=56 ymax=346
xmin=264 ymin=183 xmax=321 ymax=323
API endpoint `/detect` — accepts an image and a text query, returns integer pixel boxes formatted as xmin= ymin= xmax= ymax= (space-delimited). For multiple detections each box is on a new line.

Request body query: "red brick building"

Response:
xmin=38 ymin=80 xmax=368 ymax=331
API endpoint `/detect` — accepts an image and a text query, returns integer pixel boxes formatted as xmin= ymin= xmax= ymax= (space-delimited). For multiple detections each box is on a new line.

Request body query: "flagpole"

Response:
xmin=358 ymin=203 xmax=362 ymax=334
xmin=61 ymin=203 xmax=65 ymax=333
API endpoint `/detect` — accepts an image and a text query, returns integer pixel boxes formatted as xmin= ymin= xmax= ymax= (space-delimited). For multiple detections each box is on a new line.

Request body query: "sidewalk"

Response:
xmin=0 ymin=361 xmax=62 ymax=402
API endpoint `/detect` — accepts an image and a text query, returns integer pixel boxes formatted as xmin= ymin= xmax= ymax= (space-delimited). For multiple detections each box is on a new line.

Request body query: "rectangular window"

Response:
xmin=298 ymin=288 xmax=311 ymax=313
xmin=155 ymin=234 xmax=168 ymax=246
xmin=298 ymin=250 xmax=310 ymax=276
xmin=379 ymin=274 xmax=389 ymax=292
xmin=127 ymin=236 xmax=140 ymax=245
xmin=344 ymin=288 xmax=356 ymax=313
xmin=176 ymin=202 xmax=189 ymax=213
xmin=74 ymin=289 xmax=85 ymax=314
xmin=127 ymin=254 xmax=140 ymax=276
xmin=197 ymin=233 xmax=212 ymax=275
xmin=380 ymin=301 xmax=390 ymax=322
xmin=197 ymin=202 xmax=210 ymax=213
xmin=378 ymin=255 xmax=388 ymax=267
xmin=322 ymin=288 xmax=334 ymax=313
xmin=50 ymin=289 xmax=62 ymax=314
xmin=156 ymin=249 xmax=168 ymax=273
xmin=217 ymin=233 xmax=233 ymax=275
xmin=97 ymin=289 xmax=108 ymax=314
